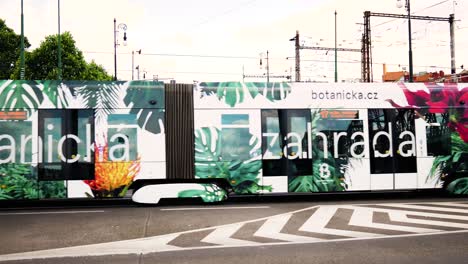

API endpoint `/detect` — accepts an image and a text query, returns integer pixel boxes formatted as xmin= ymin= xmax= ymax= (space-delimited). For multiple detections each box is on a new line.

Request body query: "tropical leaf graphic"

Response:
xmin=177 ymin=184 xmax=227 ymax=202
xmin=427 ymin=133 xmax=468 ymax=186
xmin=40 ymin=80 xmax=70 ymax=108
xmin=124 ymin=81 xmax=165 ymax=134
xmin=0 ymin=80 xmax=44 ymax=116
xmin=446 ymin=178 xmax=468 ymax=195
xmin=194 ymin=127 xmax=270 ymax=194
xmin=75 ymin=82 xmax=122 ymax=126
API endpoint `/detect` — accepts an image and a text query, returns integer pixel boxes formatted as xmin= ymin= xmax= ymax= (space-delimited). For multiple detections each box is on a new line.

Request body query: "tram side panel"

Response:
xmin=0 ymin=80 xmax=165 ymax=200
xmin=193 ymin=82 xmax=468 ymax=196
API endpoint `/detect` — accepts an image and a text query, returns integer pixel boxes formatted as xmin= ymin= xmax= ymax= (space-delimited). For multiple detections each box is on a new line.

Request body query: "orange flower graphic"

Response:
xmin=84 ymin=143 xmax=140 ymax=198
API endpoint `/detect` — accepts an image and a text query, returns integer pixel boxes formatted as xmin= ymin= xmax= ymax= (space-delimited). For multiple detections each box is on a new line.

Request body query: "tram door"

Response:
xmin=262 ymin=109 xmax=313 ymax=193
xmin=368 ymin=109 xmax=417 ymax=190
xmin=38 ymin=109 xmax=94 ymax=181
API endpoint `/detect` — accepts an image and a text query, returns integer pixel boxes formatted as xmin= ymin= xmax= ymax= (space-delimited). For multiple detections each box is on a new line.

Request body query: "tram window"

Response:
xmin=38 ymin=109 xmax=94 ymax=180
xmin=107 ymin=114 xmax=138 ymax=161
xmin=368 ymin=109 xmax=417 ymax=174
xmin=261 ymin=109 xmax=312 ymax=177
xmin=424 ymin=112 xmax=451 ymax=156
xmin=368 ymin=109 xmax=394 ymax=174
xmin=0 ymin=120 xmax=33 ymax=163
xmin=220 ymin=114 xmax=252 ymax=161
xmin=261 ymin=110 xmax=285 ymax=176
xmin=393 ymin=109 xmax=417 ymax=173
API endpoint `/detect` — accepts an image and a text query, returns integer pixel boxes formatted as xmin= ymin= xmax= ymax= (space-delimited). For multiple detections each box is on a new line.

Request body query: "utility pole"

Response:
xmin=57 ymin=0 xmax=62 ymax=80
xmin=266 ymin=50 xmax=270 ymax=83
xmin=449 ymin=14 xmax=456 ymax=82
xmin=361 ymin=11 xmax=452 ymax=83
xmin=113 ymin=19 xmax=117 ymax=80
xmin=132 ymin=49 xmax=141 ymax=80
xmin=20 ymin=0 xmax=25 ymax=80
xmin=335 ymin=10 xmax=338 ymax=83
xmin=405 ymin=0 xmax=414 ymax=82
xmin=289 ymin=30 xmax=300 ymax=82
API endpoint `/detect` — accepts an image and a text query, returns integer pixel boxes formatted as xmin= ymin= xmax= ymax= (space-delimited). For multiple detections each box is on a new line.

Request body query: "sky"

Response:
xmin=0 ymin=0 xmax=466 ymax=83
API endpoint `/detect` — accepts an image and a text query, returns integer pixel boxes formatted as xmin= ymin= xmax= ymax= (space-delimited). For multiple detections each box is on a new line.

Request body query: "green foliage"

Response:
xmin=194 ymin=127 xmax=271 ymax=194
xmin=427 ymin=133 xmax=468 ymax=185
xmin=0 ymin=19 xmax=31 ymax=79
xmin=0 ymin=163 xmax=65 ymax=200
xmin=198 ymin=82 xmax=291 ymax=107
xmin=288 ymin=155 xmax=347 ymax=193
xmin=124 ymin=81 xmax=165 ymax=134
xmin=446 ymin=178 xmax=468 ymax=195
xmin=10 ymin=31 xmax=112 ymax=81
xmin=82 ymin=61 xmax=113 ymax=81
xmin=177 ymin=184 xmax=227 ymax=202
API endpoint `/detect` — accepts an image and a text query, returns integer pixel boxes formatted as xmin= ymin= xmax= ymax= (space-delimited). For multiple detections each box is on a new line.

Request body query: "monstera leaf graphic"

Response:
xmin=124 ymin=81 xmax=165 ymax=134
xmin=0 ymin=80 xmax=44 ymax=116
xmin=194 ymin=127 xmax=271 ymax=194
xmin=246 ymin=82 xmax=291 ymax=102
xmin=198 ymin=82 xmax=291 ymax=107
xmin=198 ymin=82 xmax=259 ymax=107
xmin=75 ymin=82 xmax=122 ymax=126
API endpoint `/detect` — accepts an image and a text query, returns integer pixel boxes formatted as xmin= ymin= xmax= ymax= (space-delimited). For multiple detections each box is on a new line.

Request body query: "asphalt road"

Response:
xmin=0 ymin=194 xmax=467 ymax=264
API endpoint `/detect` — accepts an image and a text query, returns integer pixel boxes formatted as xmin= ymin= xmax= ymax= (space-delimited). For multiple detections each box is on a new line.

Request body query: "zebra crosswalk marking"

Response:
xmin=1 ymin=201 xmax=468 ymax=262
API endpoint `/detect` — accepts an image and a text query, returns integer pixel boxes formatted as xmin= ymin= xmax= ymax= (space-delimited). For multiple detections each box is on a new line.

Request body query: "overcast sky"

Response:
xmin=0 ymin=0 xmax=466 ymax=83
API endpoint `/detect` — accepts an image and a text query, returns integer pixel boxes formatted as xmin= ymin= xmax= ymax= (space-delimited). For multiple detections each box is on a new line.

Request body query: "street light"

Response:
xmin=397 ymin=0 xmax=413 ymax=82
xmin=135 ymin=65 xmax=140 ymax=80
xmin=57 ymin=0 xmax=62 ymax=80
xmin=132 ymin=49 xmax=141 ymax=80
xmin=20 ymin=0 xmax=25 ymax=79
xmin=113 ymin=18 xmax=127 ymax=81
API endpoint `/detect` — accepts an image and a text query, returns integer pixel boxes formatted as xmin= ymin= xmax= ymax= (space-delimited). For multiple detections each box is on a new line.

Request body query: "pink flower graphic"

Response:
xmin=387 ymin=83 xmax=468 ymax=142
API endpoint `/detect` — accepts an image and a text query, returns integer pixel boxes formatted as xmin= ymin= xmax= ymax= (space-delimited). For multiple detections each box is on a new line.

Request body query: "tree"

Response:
xmin=82 ymin=61 xmax=113 ymax=81
xmin=11 ymin=31 xmax=112 ymax=81
xmin=0 ymin=19 xmax=30 ymax=79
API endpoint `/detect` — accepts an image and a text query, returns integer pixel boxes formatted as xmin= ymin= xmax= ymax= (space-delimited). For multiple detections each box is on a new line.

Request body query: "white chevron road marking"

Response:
xmin=254 ymin=214 xmax=323 ymax=242
xmin=299 ymin=206 xmax=381 ymax=238
xmin=381 ymin=203 xmax=468 ymax=213
xmin=423 ymin=202 xmax=468 ymax=208
xmin=388 ymin=211 xmax=468 ymax=229
xmin=362 ymin=206 xmax=468 ymax=221
xmin=201 ymin=223 xmax=259 ymax=246
xmin=0 ymin=233 xmax=181 ymax=262
xmin=346 ymin=206 xmax=441 ymax=233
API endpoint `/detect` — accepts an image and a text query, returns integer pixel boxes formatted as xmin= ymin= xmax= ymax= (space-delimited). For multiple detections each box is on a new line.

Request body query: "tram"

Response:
xmin=0 ymin=80 xmax=466 ymax=203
